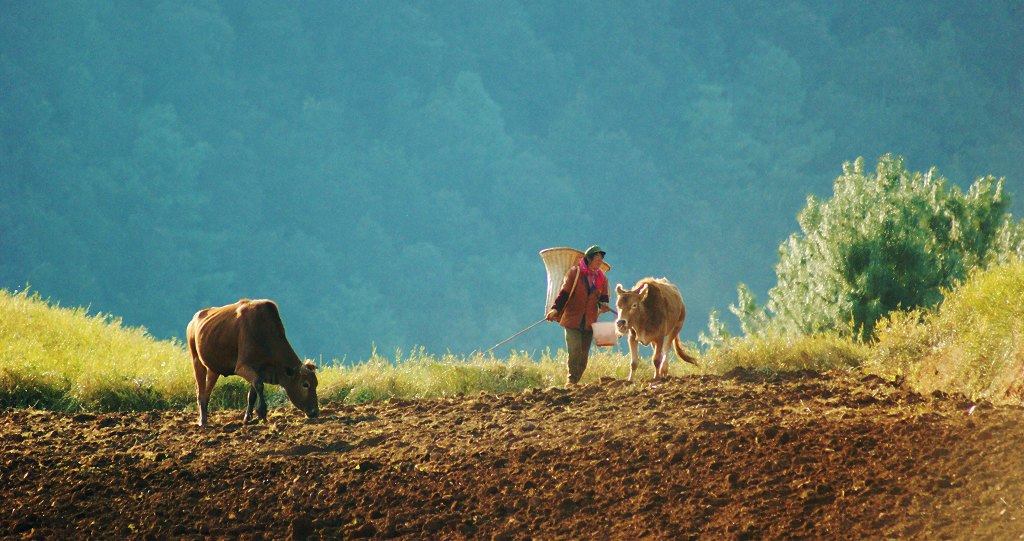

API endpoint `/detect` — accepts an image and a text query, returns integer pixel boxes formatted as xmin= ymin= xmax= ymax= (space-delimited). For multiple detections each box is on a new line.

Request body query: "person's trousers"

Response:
xmin=564 ymin=327 xmax=594 ymax=384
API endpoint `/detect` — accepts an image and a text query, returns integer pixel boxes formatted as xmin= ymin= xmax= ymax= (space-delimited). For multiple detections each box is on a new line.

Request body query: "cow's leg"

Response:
xmin=652 ymin=335 xmax=667 ymax=380
xmin=192 ymin=358 xmax=209 ymax=427
xmin=237 ymin=366 xmax=267 ymax=424
xmin=660 ymin=338 xmax=672 ymax=378
xmin=253 ymin=380 xmax=268 ymax=422
xmin=191 ymin=357 xmax=219 ymax=427
xmin=244 ymin=384 xmax=257 ymax=424
xmin=188 ymin=334 xmax=211 ymax=427
xmin=199 ymin=370 xmax=219 ymax=426
xmin=627 ymin=331 xmax=641 ymax=382
xmin=243 ymin=382 xmax=268 ymax=424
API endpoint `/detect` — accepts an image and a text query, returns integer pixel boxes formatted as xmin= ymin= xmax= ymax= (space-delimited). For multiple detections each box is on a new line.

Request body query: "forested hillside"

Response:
xmin=2 ymin=1 xmax=1021 ymax=359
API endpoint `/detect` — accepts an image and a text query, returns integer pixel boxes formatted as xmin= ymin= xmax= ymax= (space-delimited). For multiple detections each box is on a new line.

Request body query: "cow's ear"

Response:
xmin=285 ymin=365 xmax=297 ymax=378
xmin=615 ymin=284 xmax=625 ymax=295
xmin=637 ymin=283 xmax=649 ymax=300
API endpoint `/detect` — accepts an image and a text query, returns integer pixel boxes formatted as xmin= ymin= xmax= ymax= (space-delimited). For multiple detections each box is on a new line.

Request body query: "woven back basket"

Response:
xmin=538 ymin=247 xmax=611 ymax=316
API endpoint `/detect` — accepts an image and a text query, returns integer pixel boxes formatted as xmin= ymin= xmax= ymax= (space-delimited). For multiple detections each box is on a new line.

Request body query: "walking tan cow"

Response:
xmin=186 ymin=299 xmax=319 ymax=427
xmin=615 ymin=278 xmax=698 ymax=382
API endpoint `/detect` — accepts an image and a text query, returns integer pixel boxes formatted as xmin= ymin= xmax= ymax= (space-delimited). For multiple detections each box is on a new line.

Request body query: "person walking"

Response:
xmin=546 ymin=245 xmax=611 ymax=384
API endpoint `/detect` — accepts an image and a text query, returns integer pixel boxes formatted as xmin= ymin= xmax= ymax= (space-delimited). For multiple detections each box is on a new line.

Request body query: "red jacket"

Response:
xmin=551 ymin=264 xmax=609 ymax=331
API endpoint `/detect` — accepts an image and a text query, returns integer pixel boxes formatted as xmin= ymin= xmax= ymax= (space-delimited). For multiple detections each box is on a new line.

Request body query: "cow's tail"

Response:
xmin=673 ymin=336 xmax=698 ymax=365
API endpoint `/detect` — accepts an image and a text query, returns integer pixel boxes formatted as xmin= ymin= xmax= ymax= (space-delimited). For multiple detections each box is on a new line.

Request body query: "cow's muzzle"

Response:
xmin=616 ymin=319 xmax=627 ymax=330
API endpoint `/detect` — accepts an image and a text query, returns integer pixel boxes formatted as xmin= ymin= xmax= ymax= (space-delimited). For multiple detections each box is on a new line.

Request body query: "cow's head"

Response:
xmin=615 ymin=282 xmax=650 ymax=335
xmin=284 ymin=360 xmax=319 ymax=419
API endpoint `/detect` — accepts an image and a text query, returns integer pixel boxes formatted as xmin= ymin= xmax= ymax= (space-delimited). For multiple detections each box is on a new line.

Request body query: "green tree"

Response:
xmin=992 ymin=219 xmax=1024 ymax=265
xmin=760 ymin=155 xmax=1012 ymax=340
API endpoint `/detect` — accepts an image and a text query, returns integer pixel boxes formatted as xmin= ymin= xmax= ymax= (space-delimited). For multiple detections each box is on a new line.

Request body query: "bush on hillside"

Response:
xmin=991 ymin=218 xmax=1024 ymax=265
xmin=728 ymin=154 xmax=1017 ymax=341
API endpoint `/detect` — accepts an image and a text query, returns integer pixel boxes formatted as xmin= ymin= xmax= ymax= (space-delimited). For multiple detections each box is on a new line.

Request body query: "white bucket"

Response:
xmin=593 ymin=321 xmax=618 ymax=347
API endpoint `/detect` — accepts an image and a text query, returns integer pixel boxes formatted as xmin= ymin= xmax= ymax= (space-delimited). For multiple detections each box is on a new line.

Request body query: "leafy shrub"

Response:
xmin=991 ymin=218 xmax=1024 ymax=265
xmin=735 ymin=155 xmax=1016 ymax=340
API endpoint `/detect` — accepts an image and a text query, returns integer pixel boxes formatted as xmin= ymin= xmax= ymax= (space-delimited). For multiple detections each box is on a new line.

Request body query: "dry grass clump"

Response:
xmin=868 ymin=259 xmax=1024 ymax=402
xmin=701 ymin=332 xmax=868 ymax=375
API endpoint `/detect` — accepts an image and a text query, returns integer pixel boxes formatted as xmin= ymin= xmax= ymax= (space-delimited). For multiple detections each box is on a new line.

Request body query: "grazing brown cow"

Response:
xmin=186 ymin=299 xmax=319 ymax=427
xmin=615 ymin=278 xmax=698 ymax=382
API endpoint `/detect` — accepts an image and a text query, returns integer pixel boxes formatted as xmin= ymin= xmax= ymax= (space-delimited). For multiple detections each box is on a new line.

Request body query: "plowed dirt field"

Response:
xmin=3 ymin=369 xmax=1024 ymax=540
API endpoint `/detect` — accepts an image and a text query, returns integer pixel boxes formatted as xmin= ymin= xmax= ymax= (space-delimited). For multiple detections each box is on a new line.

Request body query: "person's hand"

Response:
xmin=545 ymin=309 xmax=559 ymax=321
xmin=599 ymin=303 xmax=610 ymax=314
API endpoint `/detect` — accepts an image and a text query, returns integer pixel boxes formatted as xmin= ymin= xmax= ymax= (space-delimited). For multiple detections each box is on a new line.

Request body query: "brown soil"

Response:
xmin=2 ymin=369 xmax=1024 ymax=540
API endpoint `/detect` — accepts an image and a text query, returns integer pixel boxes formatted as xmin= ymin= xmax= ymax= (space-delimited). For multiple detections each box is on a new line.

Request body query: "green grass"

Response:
xmin=0 ymin=288 xmax=195 ymax=411
xmin=0 ymin=287 xmax=695 ymax=412
xmin=5 ymin=259 xmax=1023 ymax=412
xmin=318 ymin=345 xmax=704 ymax=404
xmin=318 ymin=347 xmax=561 ymax=404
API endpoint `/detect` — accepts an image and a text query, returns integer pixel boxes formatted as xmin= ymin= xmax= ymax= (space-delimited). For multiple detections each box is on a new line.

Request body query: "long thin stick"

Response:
xmin=484 ymin=318 xmax=546 ymax=354
xmin=483 ymin=310 xmax=617 ymax=356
